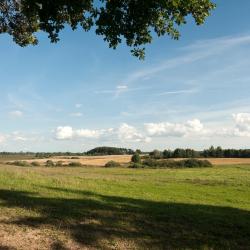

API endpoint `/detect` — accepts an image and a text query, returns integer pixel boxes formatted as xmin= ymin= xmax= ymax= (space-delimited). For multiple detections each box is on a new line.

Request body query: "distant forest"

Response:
xmin=1 ymin=146 xmax=250 ymax=158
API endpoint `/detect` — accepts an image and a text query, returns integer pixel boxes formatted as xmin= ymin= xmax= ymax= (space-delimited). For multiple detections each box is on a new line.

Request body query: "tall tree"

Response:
xmin=0 ymin=0 xmax=216 ymax=59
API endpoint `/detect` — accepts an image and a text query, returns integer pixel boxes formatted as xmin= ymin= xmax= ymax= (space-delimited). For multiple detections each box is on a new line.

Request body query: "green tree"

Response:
xmin=163 ymin=149 xmax=172 ymax=159
xmin=131 ymin=153 xmax=141 ymax=164
xmin=0 ymin=0 xmax=215 ymax=59
xmin=150 ymin=150 xmax=163 ymax=159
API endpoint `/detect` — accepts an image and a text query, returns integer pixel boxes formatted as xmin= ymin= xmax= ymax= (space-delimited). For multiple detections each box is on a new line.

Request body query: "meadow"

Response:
xmin=0 ymin=158 xmax=249 ymax=249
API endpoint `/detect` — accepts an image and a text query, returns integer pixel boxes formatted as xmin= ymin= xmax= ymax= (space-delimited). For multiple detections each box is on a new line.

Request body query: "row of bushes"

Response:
xmin=7 ymin=160 xmax=83 ymax=167
xmin=130 ymin=158 xmax=213 ymax=169
xmin=104 ymin=157 xmax=213 ymax=169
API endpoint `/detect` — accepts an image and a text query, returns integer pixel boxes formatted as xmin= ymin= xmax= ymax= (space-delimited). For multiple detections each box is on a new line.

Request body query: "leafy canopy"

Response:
xmin=0 ymin=0 xmax=215 ymax=59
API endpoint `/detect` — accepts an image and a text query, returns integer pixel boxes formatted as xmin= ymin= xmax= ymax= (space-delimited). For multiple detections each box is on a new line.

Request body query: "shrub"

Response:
xmin=71 ymin=157 xmax=80 ymax=159
xmin=56 ymin=161 xmax=64 ymax=167
xmin=180 ymin=159 xmax=213 ymax=168
xmin=134 ymin=158 xmax=213 ymax=169
xmin=104 ymin=161 xmax=121 ymax=168
xmin=129 ymin=163 xmax=144 ymax=168
xmin=143 ymin=158 xmax=158 ymax=167
xmin=11 ymin=161 xmax=31 ymax=167
xmin=31 ymin=161 xmax=40 ymax=166
xmin=131 ymin=153 xmax=141 ymax=164
xmin=45 ymin=160 xmax=55 ymax=167
xmin=68 ymin=162 xmax=82 ymax=167
xmin=149 ymin=150 xmax=163 ymax=159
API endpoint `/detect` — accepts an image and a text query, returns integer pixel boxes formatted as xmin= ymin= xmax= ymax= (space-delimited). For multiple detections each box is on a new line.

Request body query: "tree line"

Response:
xmin=1 ymin=146 xmax=250 ymax=158
xmin=149 ymin=146 xmax=250 ymax=159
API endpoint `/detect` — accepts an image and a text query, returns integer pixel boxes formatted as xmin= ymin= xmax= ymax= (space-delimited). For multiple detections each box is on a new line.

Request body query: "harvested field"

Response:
xmin=26 ymin=155 xmax=132 ymax=166
xmin=23 ymin=156 xmax=250 ymax=166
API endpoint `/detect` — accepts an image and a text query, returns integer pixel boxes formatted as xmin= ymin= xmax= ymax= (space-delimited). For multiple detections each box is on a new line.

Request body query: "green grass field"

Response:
xmin=0 ymin=163 xmax=249 ymax=249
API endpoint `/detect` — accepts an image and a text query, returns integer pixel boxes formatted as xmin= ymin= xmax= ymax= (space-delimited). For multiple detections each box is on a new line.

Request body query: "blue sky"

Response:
xmin=1 ymin=0 xmax=250 ymax=152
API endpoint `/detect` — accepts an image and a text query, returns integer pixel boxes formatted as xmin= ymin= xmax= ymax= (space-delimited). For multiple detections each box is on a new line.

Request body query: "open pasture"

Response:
xmin=0 ymin=162 xmax=249 ymax=249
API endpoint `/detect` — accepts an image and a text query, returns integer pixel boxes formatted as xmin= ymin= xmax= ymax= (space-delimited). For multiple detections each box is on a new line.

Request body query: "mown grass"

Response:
xmin=0 ymin=164 xmax=249 ymax=249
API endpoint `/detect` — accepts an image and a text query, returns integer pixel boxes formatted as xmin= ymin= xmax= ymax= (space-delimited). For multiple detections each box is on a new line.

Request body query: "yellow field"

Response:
xmin=25 ymin=155 xmax=132 ymax=166
xmin=4 ymin=155 xmax=250 ymax=166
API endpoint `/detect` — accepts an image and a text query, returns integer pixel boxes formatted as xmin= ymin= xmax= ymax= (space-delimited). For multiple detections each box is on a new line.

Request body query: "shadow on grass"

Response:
xmin=0 ymin=187 xmax=249 ymax=249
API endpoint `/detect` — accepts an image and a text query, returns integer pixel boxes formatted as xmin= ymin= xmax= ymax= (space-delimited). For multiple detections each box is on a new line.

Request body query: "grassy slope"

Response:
xmin=0 ymin=164 xmax=249 ymax=249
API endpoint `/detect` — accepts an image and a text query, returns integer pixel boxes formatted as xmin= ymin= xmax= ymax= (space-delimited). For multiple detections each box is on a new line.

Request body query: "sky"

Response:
xmin=1 ymin=0 xmax=250 ymax=152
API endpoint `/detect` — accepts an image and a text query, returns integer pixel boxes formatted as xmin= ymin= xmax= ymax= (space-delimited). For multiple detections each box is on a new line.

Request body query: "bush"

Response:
xmin=134 ymin=158 xmax=213 ymax=169
xmin=131 ymin=153 xmax=141 ymax=164
xmin=143 ymin=159 xmax=179 ymax=168
xmin=45 ymin=160 xmax=55 ymax=167
xmin=180 ymin=159 xmax=213 ymax=168
xmin=71 ymin=157 xmax=80 ymax=159
xmin=56 ymin=161 xmax=64 ymax=167
xmin=129 ymin=163 xmax=144 ymax=168
xmin=142 ymin=158 xmax=159 ymax=167
xmin=11 ymin=161 xmax=31 ymax=167
xmin=104 ymin=161 xmax=121 ymax=168
xmin=149 ymin=150 xmax=163 ymax=159
xmin=31 ymin=161 xmax=40 ymax=166
xmin=68 ymin=162 xmax=82 ymax=167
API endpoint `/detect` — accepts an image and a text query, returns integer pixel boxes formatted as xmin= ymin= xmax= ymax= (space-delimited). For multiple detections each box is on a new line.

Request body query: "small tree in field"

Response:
xmin=131 ymin=153 xmax=141 ymax=164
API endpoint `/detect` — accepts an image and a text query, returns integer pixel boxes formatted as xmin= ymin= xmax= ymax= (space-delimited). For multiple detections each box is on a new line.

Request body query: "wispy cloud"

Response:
xmin=70 ymin=112 xmax=83 ymax=117
xmin=95 ymin=85 xmax=151 ymax=98
xmin=123 ymin=34 xmax=250 ymax=85
xmin=75 ymin=104 xmax=82 ymax=108
xmin=9 ymin=110 xmax=23 ymax=118
xmin=156 ymin=88 xmax=198 ymax=96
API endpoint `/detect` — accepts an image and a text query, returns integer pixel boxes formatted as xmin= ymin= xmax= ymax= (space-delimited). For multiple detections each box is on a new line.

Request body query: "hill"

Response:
xmin=86 ymin=146 xmax=134 ymax=155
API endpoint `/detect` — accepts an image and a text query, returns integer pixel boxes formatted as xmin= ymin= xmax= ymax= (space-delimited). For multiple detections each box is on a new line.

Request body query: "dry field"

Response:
xmin=172 ymin=157 xmax=250 ymax=166
xmin=3 ymin=154 xmax=250 ymax=166
xmin=22 ymin=155 xmax=250 ymax=166
xmin=199 ymin=157 xmax=250 ymax=165
xmin=26 ymin=155 xmax=132 ymax=166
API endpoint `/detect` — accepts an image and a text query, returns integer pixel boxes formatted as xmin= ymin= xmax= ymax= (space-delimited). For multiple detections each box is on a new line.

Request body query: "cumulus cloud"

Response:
xmin=118 ymin=123 xmax=151 ymax=142
xmin=75 ymin=129 xmax=103 ymax=139
xmin=55 ymin=126 xmax=114 ymax=140
xmin=0 ymin=134 xmax=6 ymax=143
xmin=211 ymin=113 xmax=250 ymax=138
xmin=232 ymin=113 xmax=250 ymax=137
xmin=145 ymin=119 xmax=205 ymax=137
xmin=54 ymin=113 xmax=250 ymax=144
xmin=55 ymin=124 xmax=150 ymax=143
xmin=9 ymin=110 xmax=23 ymax=118
xmin=55 ymin=126 xmax=74 ymax=140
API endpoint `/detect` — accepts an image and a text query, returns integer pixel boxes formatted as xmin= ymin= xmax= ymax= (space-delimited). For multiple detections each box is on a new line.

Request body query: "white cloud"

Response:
xmin=157 ymin=89 xmax=198 ymax=96
xmin=55 ymin=126 xmax=74 ymax=140
xmin=145 ymin=119 xmax=205 ymax=137
xmin=118 ymin=123 xmax=151 ymax=142
xmin=75 ymin=129 xmax=103 ymax=139
xmin=114 ymin=85 xmax=128 ymax=98
xmin=75 ymin=104 xmax=82 ymax=108
xmin=232 ymin=113 xmax=250 ymax=137
xmin=54 ymin=113 xmax=250 ymax=145
xmin=9 ymin=110 xmax=23 ymax=118
xmin=116 ymin=85 xmax=128 ymax=90
xmin=70 ymin=112 xmax=83 ymax=117
xmin=13 ymin=136 xmax=27 ymax=141
xmin=0 ymin=134 xmax=6 ymax=143
xmin=55 ymin=126 xmax=114 ymax=140
xmin=124 ymin=34 xmax=250 ymax=85
xmin=54 ymin=124 xmax=150 ymax=143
